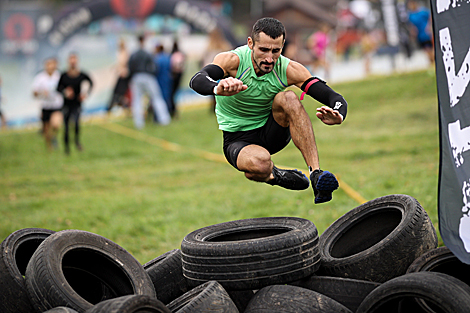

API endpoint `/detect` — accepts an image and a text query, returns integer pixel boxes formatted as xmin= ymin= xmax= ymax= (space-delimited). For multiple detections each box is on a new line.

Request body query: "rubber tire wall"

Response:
xmin=0 ymin=228 xmax=55 ymax=313
xmin=84 ymin=295 xmax=170 ymax=313
xmin=167 ymin=281 xmax=239 ymax=313
xmin=244 ymin=284 xmax=352 ymax=313
xmin=290 ymin=276 xmax=381 ymax=312
xmin=181 ymin=217 xmax=320 ymax=290
xmin=406 ymin=246 xmax=470 ymax=313
xmin=319 ymin=194 xmax=438 ymax=282
xmin=143 ymin=249 xmax=189 ymax=304
xmin=356 ymin=272 xmax=470 ymax=313
xmin=25 ymin=230 xmax=156 ymax=312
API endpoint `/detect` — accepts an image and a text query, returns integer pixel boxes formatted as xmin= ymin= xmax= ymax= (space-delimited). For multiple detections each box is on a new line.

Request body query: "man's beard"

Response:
xmin=255 ymin=59 xmax=274 ymax=75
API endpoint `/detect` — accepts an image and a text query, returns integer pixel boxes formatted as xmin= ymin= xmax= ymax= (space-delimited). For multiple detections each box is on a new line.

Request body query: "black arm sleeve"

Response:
xmin=189 ymin=64 xmax=225 ymax=96
xmin=83 ymin=73 xmax=93 ymax=94
xmin=57 ymin=74 xmax=65 ymax=93
xmin=301 ymin=77 xmax=348 ymax=120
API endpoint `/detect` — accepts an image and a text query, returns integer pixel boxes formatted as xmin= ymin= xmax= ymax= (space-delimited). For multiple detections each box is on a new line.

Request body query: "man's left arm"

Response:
xmin=287 ymin=61 xmax=348 ymax=125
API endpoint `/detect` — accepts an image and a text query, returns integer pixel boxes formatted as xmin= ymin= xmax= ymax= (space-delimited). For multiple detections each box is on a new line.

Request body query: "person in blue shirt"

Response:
xmin=153 ymin=44 xmax=174 ymax=117
xmin=407 ymin=0 xmax=434 ymax=64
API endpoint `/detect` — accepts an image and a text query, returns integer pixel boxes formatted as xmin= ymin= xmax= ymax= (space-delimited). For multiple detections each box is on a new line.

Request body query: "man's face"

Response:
xmin=44 ymin=59 xmax=57 ymax=75
xmin=68 ymin=54 xmax=78 ymax=69
xmin=248 ymin=32 xmax=284 ymax=75
xmin=407 ymin=1 xmax=418 ymax=11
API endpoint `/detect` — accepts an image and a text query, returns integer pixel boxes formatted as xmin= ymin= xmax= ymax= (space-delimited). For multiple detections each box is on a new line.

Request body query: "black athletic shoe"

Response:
xmin=310 ymin=169 xmax=339 ymax=204
xmin=266 ymin=166 xmax=310 ymax=190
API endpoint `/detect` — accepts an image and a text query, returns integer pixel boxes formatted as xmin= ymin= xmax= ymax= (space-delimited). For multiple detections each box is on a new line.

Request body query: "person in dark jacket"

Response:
xmin=57 ymin=53 xmax=93 ymax=155
xmin=128 ymin=35 xmax=170 ymax=129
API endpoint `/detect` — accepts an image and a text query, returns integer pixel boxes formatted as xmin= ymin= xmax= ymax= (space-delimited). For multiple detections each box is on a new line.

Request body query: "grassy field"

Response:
xmin=0 ymin=70 xmax=440 ymax=263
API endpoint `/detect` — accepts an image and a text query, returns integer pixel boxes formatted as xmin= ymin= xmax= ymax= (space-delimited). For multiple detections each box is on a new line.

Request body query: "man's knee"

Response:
xmin=274 ymin=90 xmax=302 ymax=111
xmin=244 ymin=155 xmax=272 ymax=182
xmin=237 ymin=147 xmax=272 ymax=176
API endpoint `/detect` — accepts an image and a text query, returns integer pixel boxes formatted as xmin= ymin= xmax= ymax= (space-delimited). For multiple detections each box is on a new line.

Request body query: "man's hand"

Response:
xmin=316 ymin=106 xmax=343 ymax=125
xmin=215 ymin=77 xmax=248 ymax=96
xmin=64 ymin=87 xmax=75 ymax=99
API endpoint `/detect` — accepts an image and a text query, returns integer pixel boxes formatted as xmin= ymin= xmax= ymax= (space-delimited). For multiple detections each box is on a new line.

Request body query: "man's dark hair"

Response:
xmin=251 ymin=17 xmax=286 ymax=42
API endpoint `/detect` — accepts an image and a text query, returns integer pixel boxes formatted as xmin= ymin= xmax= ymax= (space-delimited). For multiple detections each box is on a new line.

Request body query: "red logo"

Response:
xmin=110 ymin=0 xmax=157 ymax=18
xmin=4 ymin=13 xmax=35 ymax=41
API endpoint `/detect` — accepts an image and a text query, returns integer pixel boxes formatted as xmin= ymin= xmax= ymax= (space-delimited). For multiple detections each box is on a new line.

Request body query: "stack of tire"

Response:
xmin=1 ymin=194 xmax=470 ymax=312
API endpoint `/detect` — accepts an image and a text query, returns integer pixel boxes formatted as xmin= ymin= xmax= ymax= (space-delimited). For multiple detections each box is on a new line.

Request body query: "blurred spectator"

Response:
xmin=106 ymin=38 xmax=130 ymax=115
xmin=308 ymin=24 xmax=331 ymax=80
xmin=360 ymin=30 xmax=377 ymax=76
xmin=336 ymin=27 xmax=361 ymax=62
xmin=32 ymin=57 xmax=63 ymax=150
xmin=153 ymin=43 xmax=173 ymax=116
xmin=203 ymin=29 xmax=232 ymax=113
xmin=57 ymin=53 xmax=93 ymax=155
xmin=128 ymin=34 xmax=170 ymax=129
xmin=282 ymin=39 xmax=298 ymax=60
xmin=170 ymin=41 xmax=186 ymax=118
xmin=407 ymin=0 xmax=434 ymax=65
xmin=0 ymin=76 xmax=6 ymax=130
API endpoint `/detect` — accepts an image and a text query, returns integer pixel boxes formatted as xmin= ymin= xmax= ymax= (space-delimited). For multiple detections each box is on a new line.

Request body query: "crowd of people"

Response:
xmin=0 ymin=0 xmax=433 ymax=161
xmin=285 ymin=0 xmax=434 ymax=79
xmin=107 ymin=35 xmax=186 ymax=129
xmin=11 ymin=34 xmax=187 ymax=155
xmin=31 ymin=53 xmax=93 ymax=155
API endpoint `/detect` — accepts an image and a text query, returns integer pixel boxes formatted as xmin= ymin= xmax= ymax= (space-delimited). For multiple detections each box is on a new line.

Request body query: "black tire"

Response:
xmin=356 ymin=272 xmax=470 ymax=313
xmin=167 ymin=281 xmax=239 ymax=313
xmin=84 ymin=295 xmax=170 ymax=313
xmin=25 ymin=230 xmax=156 ymax=312
xmin=226 ymin=290 xmax=255 ymax=313
xmin=244 ymin=284 xmax=352 ymax=313
xmin=181 ymin=217 xmax=320 ymax=290
xmin=290 ymin=275 xmax=381 ymax=312
xmin=406 ymin=246 xmax=470 ymax=312
xmin=144 ymin=249 xmax=189 ymax=304
xmin=319 ymin=194 xmax=438 ymax=283
xmin=42 ymin=307 xmax=79 ymax=313
xmin=0 ymin=228 xmax=55 ymax=313
xmin=407 ymin=246 xmax=470 ymax=285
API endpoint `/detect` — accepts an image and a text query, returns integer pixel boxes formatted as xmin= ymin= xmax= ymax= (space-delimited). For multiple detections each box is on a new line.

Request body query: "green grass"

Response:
xmin=0 ymin=70 xmax=440 ymax=263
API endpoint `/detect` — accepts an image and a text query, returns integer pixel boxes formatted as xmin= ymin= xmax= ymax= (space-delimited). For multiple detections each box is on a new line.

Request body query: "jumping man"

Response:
xmin=189 ymin=18 xmax=348 ymax=204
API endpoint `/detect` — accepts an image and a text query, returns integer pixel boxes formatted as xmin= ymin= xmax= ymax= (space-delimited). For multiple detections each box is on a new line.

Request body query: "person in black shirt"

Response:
xmin=57 ymin=53 xmax=93 ymax=154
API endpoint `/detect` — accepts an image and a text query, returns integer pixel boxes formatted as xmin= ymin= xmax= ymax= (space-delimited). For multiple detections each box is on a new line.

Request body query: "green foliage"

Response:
xmin=0 ymin=70 xmax=440 ymax=263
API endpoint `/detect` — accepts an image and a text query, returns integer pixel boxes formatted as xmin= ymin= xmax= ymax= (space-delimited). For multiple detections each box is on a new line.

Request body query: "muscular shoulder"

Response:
xmin=212 ymin=51 xmax=240 ymax=78
xmin=286 ymin=60 xmax=312 ymax=88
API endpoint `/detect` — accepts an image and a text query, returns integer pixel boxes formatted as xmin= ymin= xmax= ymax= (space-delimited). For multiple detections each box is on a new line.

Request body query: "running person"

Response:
xmin=32 ymin=57 xmax=63 ymax=150
xmin=189 ymin=18 xmax=348 ymax=204
xmin=57 ymin=53 xmax=93 ymax=154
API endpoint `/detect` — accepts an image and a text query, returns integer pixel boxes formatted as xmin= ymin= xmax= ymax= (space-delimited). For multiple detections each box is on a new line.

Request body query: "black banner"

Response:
xmin=431 ymin=0 xmax=470 ymax=263
xmin=44 ymin=0 xmax=237 ymax=48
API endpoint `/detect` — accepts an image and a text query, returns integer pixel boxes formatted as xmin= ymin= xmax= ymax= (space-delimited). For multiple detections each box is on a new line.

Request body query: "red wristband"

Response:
xmin=300 ymin=78 xmax=319 ymax=101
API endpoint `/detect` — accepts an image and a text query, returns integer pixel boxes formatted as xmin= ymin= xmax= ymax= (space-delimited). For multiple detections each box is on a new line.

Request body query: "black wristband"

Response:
xmin=301 ymin=77 xmax=348 ymax=120
xmin=189 ymin=64 xmax=225 ymax=96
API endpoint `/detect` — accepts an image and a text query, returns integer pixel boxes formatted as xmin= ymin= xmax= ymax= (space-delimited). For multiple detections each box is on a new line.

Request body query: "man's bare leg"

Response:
xmin=272 ymin=90 xmax=320 ymax=170
xmin=271 ymin=90 xmax=338 ymax=203
xmin=236 ymin=144 xmax=310 ymax=190
xmin=236 ymin=144 xmax=274 ymax=182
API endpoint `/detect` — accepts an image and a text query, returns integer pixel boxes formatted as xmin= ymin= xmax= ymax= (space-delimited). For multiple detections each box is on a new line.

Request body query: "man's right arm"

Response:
xmin=189 ymin=63 xmax=224 ymax=95
xmin=56 ymin=74 xmax=65 ymax=93
xmin=189 ymin=52 xmax=247 ymax=96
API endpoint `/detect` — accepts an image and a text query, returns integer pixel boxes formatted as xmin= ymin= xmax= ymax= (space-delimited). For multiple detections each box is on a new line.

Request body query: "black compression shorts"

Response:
xmin=223 ymin=112 xmax=291 ymax=170
xmin=41 ymin=108 xmax=61 ymax=122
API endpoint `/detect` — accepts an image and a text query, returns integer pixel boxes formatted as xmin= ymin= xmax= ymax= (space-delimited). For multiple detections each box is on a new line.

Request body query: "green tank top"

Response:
xmin=215 ymin=45 xmax=290 ymax=132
